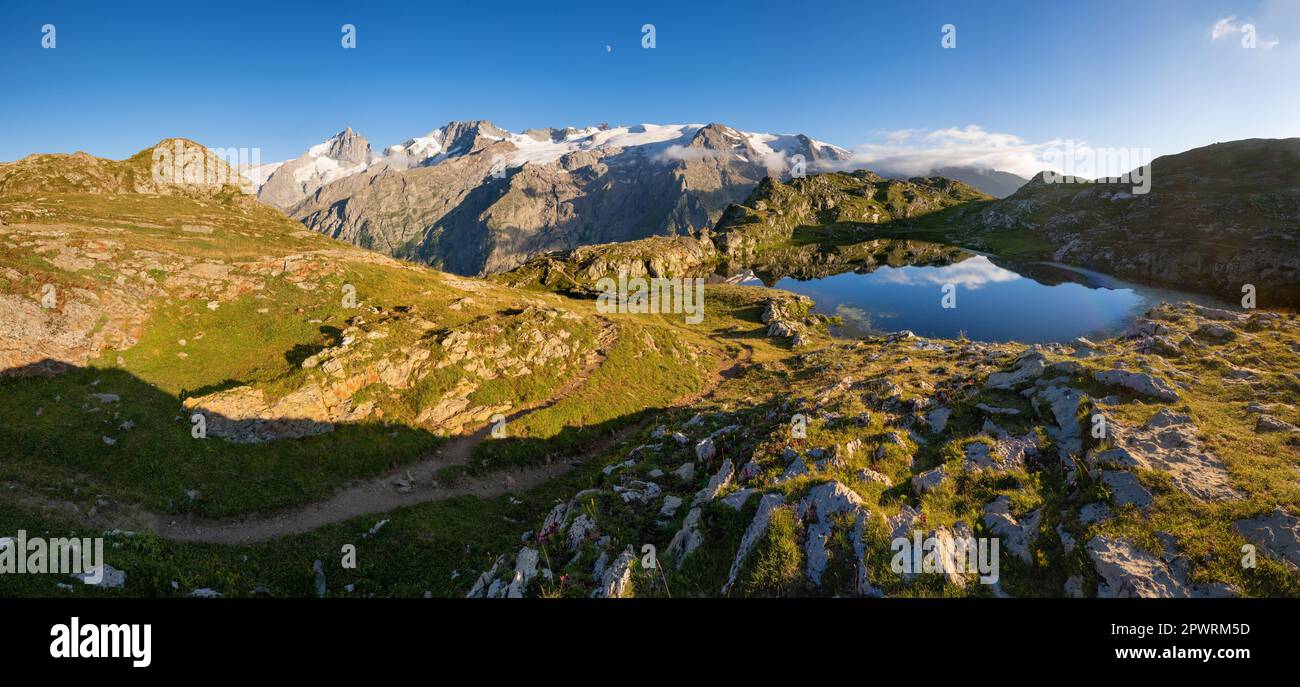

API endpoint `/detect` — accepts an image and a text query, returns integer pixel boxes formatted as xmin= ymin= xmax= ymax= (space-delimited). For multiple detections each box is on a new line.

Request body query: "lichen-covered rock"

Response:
xmin=1083 ymin=536 xmax=1235 ymax=598
xmin=615 ymin=481 xmax=662 ymax=505
xmin=925 ymin=406 xmax=952 ymax=434
xmin=505 ymin=547 xmax=540 ymax=598
xmin=1255 ymin=414 xmax=1299 ymax=433
xmin=856 ymin=467 xmax=893 ymax=487
xmin=720 ymin=488 xmax=755 ymax=510
xmin=1087 ymin=536 xmax=1186 ymax=598
xmin=564 ymin=514 xmax=598 ymax=553
xmin=658 ymin=494 xmax=683 ymax=519
xmin=1032 ymin=383 xmax=1088 ymax=464
xmin=962 ymin=428 xmax=1038 ymax=473
xmin=672 ymin=462 xmax=695 ymax=482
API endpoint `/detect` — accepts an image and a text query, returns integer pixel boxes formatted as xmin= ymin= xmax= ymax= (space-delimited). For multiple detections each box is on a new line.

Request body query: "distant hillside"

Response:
xmin=711 ymin=170 xmax=989 ymax=261
xmin=500 ymin=169 xmax=989 ymax=290
xmin=0 ymin=139 xmax=247 ymax=198
xmin=958 ymin=138 xmax=1300 ymax=306
xmin=930 ymin=166 xmax=1029 ymax=198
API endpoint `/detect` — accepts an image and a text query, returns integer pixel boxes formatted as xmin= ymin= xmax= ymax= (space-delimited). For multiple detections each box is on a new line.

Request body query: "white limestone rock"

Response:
xmin=722 ymin=493 xmax=785 ymax=594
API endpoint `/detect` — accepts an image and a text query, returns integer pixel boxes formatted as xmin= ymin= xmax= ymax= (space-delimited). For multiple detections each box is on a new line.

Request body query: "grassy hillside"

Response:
xmin=1 ymin=141 xmax=1296 ymax=599
xmin=0 ymin=142 xmax=724 ymax=519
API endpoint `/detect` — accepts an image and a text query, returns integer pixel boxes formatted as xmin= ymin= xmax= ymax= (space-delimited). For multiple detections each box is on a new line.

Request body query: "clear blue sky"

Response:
xmin=1 ymin=0 xmax=1296 ymax=164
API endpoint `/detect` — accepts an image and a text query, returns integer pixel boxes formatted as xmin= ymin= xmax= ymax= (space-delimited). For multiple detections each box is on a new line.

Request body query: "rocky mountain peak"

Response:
xmin=687 ymin=123 xmax=746 ymax=150
xmin=438 ymin=120 xmax=508 ymax=156
xmin=317 ymin=128 xmax=372 ymax=166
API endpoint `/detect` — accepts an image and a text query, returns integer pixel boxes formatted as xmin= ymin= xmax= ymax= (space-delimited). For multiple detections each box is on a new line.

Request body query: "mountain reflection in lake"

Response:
xmin=736 ymin=252 xmax=1220 ymax=344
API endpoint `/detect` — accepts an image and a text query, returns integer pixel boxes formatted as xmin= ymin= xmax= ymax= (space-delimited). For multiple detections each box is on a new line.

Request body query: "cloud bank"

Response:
xmin=845 ymin=126 xmax=1065 ymax=179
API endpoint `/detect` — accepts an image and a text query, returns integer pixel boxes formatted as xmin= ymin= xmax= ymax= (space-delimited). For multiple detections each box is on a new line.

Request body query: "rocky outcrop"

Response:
xmin=796 ymin=481 xmax=867 ymax=588
xmin=985 ymin=350 xmax=1047 ymax=389
xmin=1086 ymin=535 xmax=1236 ymax=598
xmin=591 ymin=546 xmax=637 ymax=598
xmin=712 ymin=171 xmax=987 ymax=262
xmin=1087 ymin=408 xmax=1242 ymax=501
xmin=722 ymin=493 xmax=785 ymax=595
xmin=1093 ymin=368 xmax=1180 ymax=402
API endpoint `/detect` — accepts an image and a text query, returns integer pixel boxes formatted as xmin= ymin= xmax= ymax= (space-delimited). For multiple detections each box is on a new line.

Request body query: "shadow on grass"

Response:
xmin=465 ymin=407 xmax=659 ymax=475
xmin=0 ymin=359 xmax=446 ymax=518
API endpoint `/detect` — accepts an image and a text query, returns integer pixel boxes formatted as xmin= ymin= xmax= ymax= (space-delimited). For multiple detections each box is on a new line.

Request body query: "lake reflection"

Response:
xmin=742 ymin=254 xmax=1216 ymax=343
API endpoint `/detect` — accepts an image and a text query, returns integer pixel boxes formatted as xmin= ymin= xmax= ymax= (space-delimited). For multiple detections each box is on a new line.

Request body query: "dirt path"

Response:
xmin=12 ymin=333 xmax=755 ymax=545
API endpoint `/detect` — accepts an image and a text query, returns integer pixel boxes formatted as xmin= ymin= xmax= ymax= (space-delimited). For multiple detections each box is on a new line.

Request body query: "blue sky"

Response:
xmin=1 ymin=0 xmax=1296 ymax=171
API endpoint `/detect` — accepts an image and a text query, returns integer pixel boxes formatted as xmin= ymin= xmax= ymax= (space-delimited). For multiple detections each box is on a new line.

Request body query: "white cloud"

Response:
xmin=1210 ymin=15 xmax=1280 ymax=48
xmin=845 ymin=125 xmax=1066 ymax=179
xmin=656 ymin=144 xmax=727 ymax=162
xmin=1211 ymin=16 xmax=1240 ymax=40
xmin=872 ymin=255 xmax=1021 ymax=290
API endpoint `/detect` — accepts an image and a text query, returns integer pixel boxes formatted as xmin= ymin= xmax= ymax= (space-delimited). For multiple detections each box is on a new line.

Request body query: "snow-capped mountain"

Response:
xmin=247 ymin=120 xmax=856 ymax=275
xmin=247 ymin=121 xmax=851 ymax=206
xmin=254 ymin=128 xmax=378 ymax=209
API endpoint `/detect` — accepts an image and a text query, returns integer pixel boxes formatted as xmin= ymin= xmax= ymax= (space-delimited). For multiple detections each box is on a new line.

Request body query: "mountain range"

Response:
xmin=245 ymin=121 xmax=1026 ymax=276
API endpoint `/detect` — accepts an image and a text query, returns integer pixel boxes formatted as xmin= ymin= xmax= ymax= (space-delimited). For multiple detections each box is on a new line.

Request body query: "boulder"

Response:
xmin=1093 ymin=368 xmax=1180 ymax=402
xmin=720 ymin=488 xmax=756 ymax=510
xmin=591 ymin=546 xmax=636 ymax=598
xmin=1101 ymin=470 xmax=1154 ymax=509
xmin=981 ymin=496 xmax=1040 ymax=563
xmin=1087 ymin=408 xmax=1241 ymax=501
xmin=910 ymin=465 xmax=947 ymax=495
xmin=1033 ymin=384 xmax=1088 ymax=463
xmin=73 ymin=564 xmax=127 ymax=589
xmin=985 ymin=350 xmax=1046 ymax=389
xmin=505 ymin=547 xmax=540 ymax=598
xmin=1256 ymin=414 xmax=1299 ymax=433
xmin=856 ymin=467 xmax=893 ymax=487
xmin=564 ymin=514 xmax=598 ymax=553
xmin=925 ymin=406 xmax=952 ymax=434
xmin=796 ymin=481 xmax=867 ymax=588
xmin=1082 ymin=536 xmax=1240 ymax=598
xmin=615 ymin=481 xmax=662 ymax=504
xmin=658 ymin=494 xmax=683 ymax=519
xmin=667 ymin=508 xmax=704 ymax=568
xmin=1234 ymin=507 xmax=1300 ymax=568
xmin=693 ymin=459 xmax=734 ymax=505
